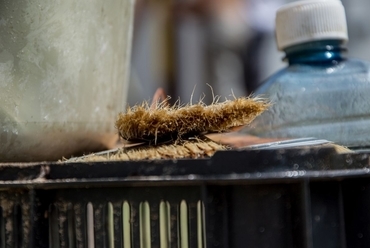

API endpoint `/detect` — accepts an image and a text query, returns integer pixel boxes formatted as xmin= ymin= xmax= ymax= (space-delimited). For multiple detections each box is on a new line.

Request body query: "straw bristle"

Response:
xmin=73 ymin=139 xmax=227 ymax=162
xmin=116 ymin=97 xmax=269 ymax=143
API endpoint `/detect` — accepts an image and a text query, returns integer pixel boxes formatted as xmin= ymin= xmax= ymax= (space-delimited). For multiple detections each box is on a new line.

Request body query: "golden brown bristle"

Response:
xmin=116 ymin=97 xmax=269 ymax=143
xmin=72 ymin=139 xmax=227 ymax=162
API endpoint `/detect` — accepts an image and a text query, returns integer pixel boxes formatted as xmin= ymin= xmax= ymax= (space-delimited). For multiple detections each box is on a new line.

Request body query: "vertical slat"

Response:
xmin=159 ymin=201 xmax=171 ymax=248
xmin=86 ymin=203 xmax=95 ymax=248
xmin=67 ymin=204 xmax=76 ymax=248
xmin=122 ymin=201 xmax=131 ymax=248
xmin=113 ymin=202 xmax=123 ymax=248
xmin=58 ymin=203 xmax=69 ymax=248
xmin=169 ymin=202 xmax=179 ymax=248
xmin=150 ymin=201 xmax=160 ymax=248
xmin=0 ymin=207 xmax=5 ymax=248
xmin=130 ymin=201 xmax=141 ymax=248
xmin=32 ymin=190 xmax=52 ymax=248
xmin=140 ymin=202 xmax=151 ymax=248
xmin=106 ymin=203 xmax=114 ymax=248
xmin=197 ymin=201 xmax=206 ymax=248
xmin=3 ymin=201 xmax=13 ymax=248
xmin=188 ymin=202 xmax=198 ymax=248
xmin=49 ymin=204 xmax=60 ymax=248
xmin=21 ymin=194 xmax=31 ymax=248
xmin=74 ymin=203 xmax=87 ymax=248
xmin=94 ymin=203 xmax=106 ymax=248
xmin=179 ymin=201 xmax=189 ymax=248
xmin=12 ymin=205 xmax=22 ymax=248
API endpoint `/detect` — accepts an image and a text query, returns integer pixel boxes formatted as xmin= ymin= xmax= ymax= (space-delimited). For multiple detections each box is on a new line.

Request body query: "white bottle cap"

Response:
xmin=275 ymin=0 xmax=348 ymax=51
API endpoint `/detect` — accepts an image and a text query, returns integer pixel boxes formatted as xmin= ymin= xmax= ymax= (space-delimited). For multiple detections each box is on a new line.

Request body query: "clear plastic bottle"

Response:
xmin=245 ymin=0 xmax=370 ymax=148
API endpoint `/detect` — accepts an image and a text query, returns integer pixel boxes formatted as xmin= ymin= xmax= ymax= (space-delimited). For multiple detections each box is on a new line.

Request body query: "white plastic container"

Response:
xmin=0 ymin=0 xmax=135 ymax=161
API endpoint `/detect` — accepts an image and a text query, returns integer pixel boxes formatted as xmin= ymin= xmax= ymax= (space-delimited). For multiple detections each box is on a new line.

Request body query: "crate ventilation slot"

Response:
xmin=49 ymin=200 xmax=206 ymax=248
xmin=0 ymin=204 xmax=24 ymax=248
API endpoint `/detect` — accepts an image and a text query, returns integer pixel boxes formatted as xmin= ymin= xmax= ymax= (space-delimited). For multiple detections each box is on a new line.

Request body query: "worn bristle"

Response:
xmin=73 ymin=139 xmax=228 ymax=162
xmin=116 ymin=97 xmax=269 ymax=142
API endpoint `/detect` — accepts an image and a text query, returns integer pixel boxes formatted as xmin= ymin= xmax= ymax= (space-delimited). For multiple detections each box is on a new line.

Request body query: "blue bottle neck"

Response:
xmin=283 ymin=40 xmax=347 ymax=66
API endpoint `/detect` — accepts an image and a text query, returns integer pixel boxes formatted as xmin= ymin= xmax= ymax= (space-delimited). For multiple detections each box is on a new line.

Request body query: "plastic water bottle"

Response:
xmin=245 ymin=0 xmax=370 ymax=149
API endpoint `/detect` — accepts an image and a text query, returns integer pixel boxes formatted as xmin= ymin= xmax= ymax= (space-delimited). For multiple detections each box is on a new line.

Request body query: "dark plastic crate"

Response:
xmin=0 ymin=146 xmax=370 ymax=248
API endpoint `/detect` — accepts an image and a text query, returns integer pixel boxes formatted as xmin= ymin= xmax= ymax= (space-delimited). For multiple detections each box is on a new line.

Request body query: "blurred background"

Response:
xmin=127 ymin=0 xmax=370 ymax=106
